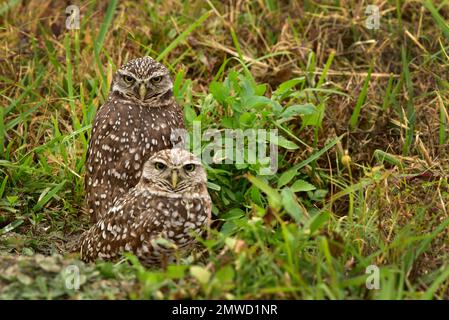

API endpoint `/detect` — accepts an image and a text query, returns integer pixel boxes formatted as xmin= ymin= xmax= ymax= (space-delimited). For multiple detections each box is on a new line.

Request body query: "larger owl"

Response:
xmin=85 ymin=57 xmax=185 ymax=222
xmin=80 ymin=149 xmax=212 ymax=266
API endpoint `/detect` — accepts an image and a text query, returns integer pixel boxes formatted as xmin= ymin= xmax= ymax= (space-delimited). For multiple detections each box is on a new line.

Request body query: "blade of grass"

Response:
xmin=230 ymin=28 xmax=247 ymax=77
xmin=246 ymin=174 xmax=282 ymax=210
xmin=311 ymin=51 xmax=335 ymax=174
xmin=0 ymin=175 xmax=7 ymax=198
xmin=438 ymin=93 xmax=447 ymax=146
xmin=94 ymin=0 xmax=118 ymax=96
xmin=424 ymin=0 xmax=449 ymax=41
xmin=32 ymin=180 xmax=66 ymax=212
xmin=350 ymin=61 xmax=373 ymax=129
xmin=4 ymin=71 xmax=44 ymax=116
xmin=0 ymin=0 xmax=21 ymax=16
xmin=94 ymin=0 xmax=118 ymax=57
xmin=0 ymin=107 xmax=4 ymax=158
xmin=374 ymin=149 xmax=403 ymax=167
xmin=279 ymin=135 xmax=342 ymax=186
xmin=157 ymin=11 xmax=212 ymax=62
xmin=422 ymin=266 xmax=449 ymax=299
xmin=381 ymin=74 xmax=395 ymax=111
xmin=5 ymin=103 xmax=41 ymax=131
xmin=64 ymin=35 xmax=81 ymax=134
xmin=0 ymin=219 xmax=24 ymax=235
xmin=401 ymin=45 xmax=415 ymax=155
xmin=317 ymin=50 xmax=335 ymax=88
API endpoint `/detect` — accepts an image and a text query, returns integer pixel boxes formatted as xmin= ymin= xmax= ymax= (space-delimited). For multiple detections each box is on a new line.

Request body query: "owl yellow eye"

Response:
xmin=183 ymin=164 xmax=195 ymax=172
xmin=123 ymin=75 xmax=135 ymax=84
xmin=154 ymin=162 xmax=166 ymax=171
xmin=151 ymin=76 xmax=162 ymax=83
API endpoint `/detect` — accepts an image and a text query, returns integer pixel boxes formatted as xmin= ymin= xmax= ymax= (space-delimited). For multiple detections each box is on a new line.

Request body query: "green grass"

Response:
xmin=1 ymin=0 xmax=449 ymax=299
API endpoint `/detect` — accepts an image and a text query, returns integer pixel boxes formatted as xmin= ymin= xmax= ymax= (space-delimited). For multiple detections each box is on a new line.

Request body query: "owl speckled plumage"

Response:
xmin=85 ymin=57 xmax=185 ymax=222
xmin=80 ymin=149 xmax=212 ymax=266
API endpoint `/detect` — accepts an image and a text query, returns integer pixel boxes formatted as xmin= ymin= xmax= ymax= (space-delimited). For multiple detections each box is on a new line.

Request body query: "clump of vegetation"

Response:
xmin=1 ymin=0 xmax=449 ymax=299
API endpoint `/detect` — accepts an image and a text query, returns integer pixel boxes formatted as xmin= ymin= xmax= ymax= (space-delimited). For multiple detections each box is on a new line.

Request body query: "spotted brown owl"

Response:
xmin=85 ymin=57 xmax=185 ymax=222
xmin=80 ymin=149 xmax=212 ymax=266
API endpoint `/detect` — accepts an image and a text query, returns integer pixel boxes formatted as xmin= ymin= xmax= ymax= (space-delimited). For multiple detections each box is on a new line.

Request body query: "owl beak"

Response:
xmin=139 ymin=83 xmax=147 ymax=100
xmin=171 ymin=170 xmax=178 ymax=189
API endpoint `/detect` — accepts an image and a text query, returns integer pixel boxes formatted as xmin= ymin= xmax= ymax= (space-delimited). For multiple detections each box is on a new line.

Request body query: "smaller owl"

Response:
xmin=80 ymin=149 xmax=211 ymax=267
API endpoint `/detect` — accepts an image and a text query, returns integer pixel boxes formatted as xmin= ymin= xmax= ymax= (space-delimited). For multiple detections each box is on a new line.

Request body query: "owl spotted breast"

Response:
xmin=85 ymin=57 xmax=185 ymax=222
xmin=80 ymin=149 xmax=212 ymax=266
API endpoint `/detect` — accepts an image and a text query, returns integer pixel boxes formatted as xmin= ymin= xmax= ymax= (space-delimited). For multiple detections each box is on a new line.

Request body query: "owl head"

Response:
xmin=139 ymin=149 xmax=207 ymax=193
xmin=111 ymin=57 xmax=173 ymax=106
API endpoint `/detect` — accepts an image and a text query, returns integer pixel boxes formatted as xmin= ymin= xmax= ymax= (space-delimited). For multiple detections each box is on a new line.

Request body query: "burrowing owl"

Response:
xmin=85 ymin=57 xmax=185 ymax=222
xmin=80 ymin=149 xmax=211 ymax=266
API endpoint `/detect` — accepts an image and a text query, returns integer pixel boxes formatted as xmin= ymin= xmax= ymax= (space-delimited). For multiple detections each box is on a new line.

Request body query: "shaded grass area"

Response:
xmin=1 ymin=0 xmax=449 ymax=299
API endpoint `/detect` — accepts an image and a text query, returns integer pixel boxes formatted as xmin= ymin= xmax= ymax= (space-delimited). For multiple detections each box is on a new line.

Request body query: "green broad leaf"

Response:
xmin=273 ymin=77 xmax=305 ymax=97
xmin=278 ymin=169 xmax=298 ymax=188
xmin=6 ymin=195 xmax=18 ymax=205
xmin=215 ymin=265 xmax=235 ymax=284
xmin=210 ymin=81 xmax=230 ymax=105
xmin=141 ymin=271 xmax=165 ymax=284
xmin=291 ymin=179 xmax=316 ymax=192
xmin=247 ymin=174 xmax=281 ymax=210
xmin=271 ymin=101 xmax=283 ymax=114
xmin=97 ymin=262 xmax=116 ymax=278
xmin=173 ymin=69 xmax=185 ymax=99
xmin=227 ymin=70 xmax=240 ymax=93
xmin=302 ymin=101 xmax=325 ymax=127
xmin=255 ymin=83 xmax=267 ymax=96
xmin=308 ymin=211 xmax=330 ymax=234
xmin=281 ymin=188 xmax=303 ymax=223
xmin=207 ymin=181 xmax=221 ymax=191
xmin=221 ymin=117 xmax=235 ymax=129
xmin=167 ymin=265 xmax=187 ymax=279
xmin=239 ymin=75 xmax=256 ymax=97
xmin=190 ymin=266 xmax=211 ymax=285
xmin=238 ymin=112 xmax=256 ymax=126
xmin=232 ymin=101 xmax=244 ymax=113
xmin=309 ymin=189 xmax=328 ymax=201
xmin=184 ymin=105 xmax=197 ymax=123
xmin=235 ymin=163 xmax=248 ymax=170
xmin=275 ymin=136 xmax=299 ymax=150
xmin=250 ymin=186 xmax=263 ymax=205
xmin=281 ymin=104 xmax=317 ymax=119
xmin=221 ymin=208 xmax=245 ymax=220
xmin=241 ymin=95 xmax=274 ymax=110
